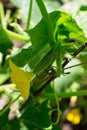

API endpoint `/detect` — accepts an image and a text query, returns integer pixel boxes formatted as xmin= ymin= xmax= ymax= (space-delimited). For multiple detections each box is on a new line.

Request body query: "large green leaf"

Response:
xmin=0 ymin=109 xmax=20 ymax=130
xmin=57 ymin=13 xmax=87 ymax=43
xmin=10 ymin=46 xmax=32 ymax=67
xmin=52 ymin=125 xmax=62 ymax=130
xmin=0 ymin=25 xmax=13 ymax=54
xmin=4 ymin=11 xmax=87 ymax=76
xmin=27 ymin=11 xmax=87 ymax=76
xmin=29 ymin=44 xmax=51 ymax=69
xmin=28 ymin=11 xmax=87 ymax=52
xmin=27 ymin=11 xmax=61 ymax=49
xmin=7 ymin=43 xmax=51 ymax=72
xmin=0 ymin=109 xmax=9 ymax=129
xmin=80 ymin=5 xmax=87 ymax=11
xmin=21 ymin=100 xmax=51 ymax=129
xmin=64 ymin=14 xmax=85 ymax=41
xmin=22 ymin=122 xmax=42 ymax=130
xmin=26 ymin=20 xmax=49 ymax=49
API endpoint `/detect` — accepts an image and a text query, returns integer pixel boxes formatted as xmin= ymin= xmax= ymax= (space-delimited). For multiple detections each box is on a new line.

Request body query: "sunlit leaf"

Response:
xmin=80 ymin=5 xmax=87 ymax=11
xmin=9 ymin=60 xmax=34 ymax=100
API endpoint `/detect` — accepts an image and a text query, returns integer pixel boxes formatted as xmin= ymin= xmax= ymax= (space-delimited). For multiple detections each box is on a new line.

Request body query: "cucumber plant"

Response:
xmin=0 ymin=0 xmax=87 ymax=129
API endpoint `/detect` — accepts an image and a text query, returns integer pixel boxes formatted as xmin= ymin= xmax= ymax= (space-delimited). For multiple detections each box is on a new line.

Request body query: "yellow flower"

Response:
xmin=9 ymin=60 xmax=34 ymax=100
xmin=66 ymin=108 xmax=82 ymax=125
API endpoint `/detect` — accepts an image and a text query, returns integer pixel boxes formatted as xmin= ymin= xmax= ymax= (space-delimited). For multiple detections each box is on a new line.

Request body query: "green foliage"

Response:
xmin=0 ymin=109 xmax=20 ymax=130
xmin=9 ymin=10 xmax=87 ymax=74
xmin=0 ymin=25 xmax=13 ymax=54
xmin=80 ymin=5 xmax=87 ymax=11
xmin=1 ymin=0 xmax=87 ymax=129
xmin=21 ymin=100 xmax=51 ymax=129
xmin=52 ymin=125 xmax=61 ymax=130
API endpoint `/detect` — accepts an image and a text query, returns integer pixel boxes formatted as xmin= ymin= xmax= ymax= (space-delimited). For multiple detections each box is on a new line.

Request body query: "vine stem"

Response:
xmin=26 ymin=0 xmax=33 ymax=29
xmin=19 ymin=68 xmax=57 ymax=112
xmin=19 ymin=67 xmax=87 ymax=112
xmin=0 ymin=1 xmax=5 ymax=25
xmin=36 ymin=0 xmax=54 ymax=44
xmin=64 ymin=61 xmax=87 ymax=70
xmin=5 ymin=29 xmax=30 ymax=42
xmin=52 ymin=81 xmax=61 ymax=124
xmin=62 ymin=42 xmax=87 ymax=68
xmin=43 ymin=90 xmax=87 ymax=99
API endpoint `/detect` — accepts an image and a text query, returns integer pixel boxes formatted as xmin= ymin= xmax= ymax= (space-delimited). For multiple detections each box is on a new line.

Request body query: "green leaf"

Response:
xmin=52 ymin=125 xmax=62 ymax=130
xmin=80 ymin=5 xmax=87 ymax=11
xmin=8 ymin=120 xmax=20 ymax=130
xmin=29 ymin=44 xmax=51 ymax=69
xmin=10 ymin=46 xmax=33 ymax=67
xmin=0 ymin=109 xmax=20 ymax=130
xmin=54 ymin=12 xmax=87 ymax=43
xmin=27 ymin=11 xmax=61 ymax=49
xmin=28 ymin=11 xmax=87 ymax=56
xmin=23 ymin=121 xmax=42 ymax=130
xmin=27 ymin=20 xmax=49 ymax=49
xmin=0 ymin=109 xmax=9 ymax=129
xmin=8 ymin=43 xmax=51 ymax=71
xmin=5 ymin=11 xmax=87 ymax=75
xmin=21 ymin=100 xmax=51 ymax=129
xmin=0 ymin=25 xmax=13 ymax=54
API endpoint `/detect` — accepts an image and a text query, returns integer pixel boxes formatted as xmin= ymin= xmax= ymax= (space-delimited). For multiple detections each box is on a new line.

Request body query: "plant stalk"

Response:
xmin=36 ymin=0 xmax=54 ymax=44
xmin=43 ymin=90 xmax=87 ymax=99
xmin=26 ymin=0 xmax=33 ymax=29
xmin=5 ymin=29 xmax=30 ymax=42
xmin=0 ymin=1 xmax=5 ymax=25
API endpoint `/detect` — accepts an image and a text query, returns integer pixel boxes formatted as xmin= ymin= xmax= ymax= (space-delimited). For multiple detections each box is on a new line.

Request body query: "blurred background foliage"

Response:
xmin=0 ymin=0 xmax=87 ymax=130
